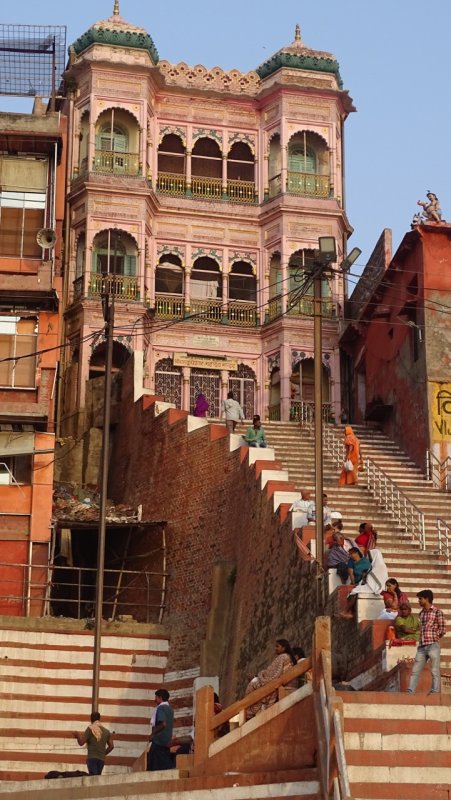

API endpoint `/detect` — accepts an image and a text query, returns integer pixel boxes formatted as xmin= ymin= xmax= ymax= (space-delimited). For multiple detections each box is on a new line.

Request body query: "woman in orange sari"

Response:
xmin=339 ymin=426 xmax=362 ymax=486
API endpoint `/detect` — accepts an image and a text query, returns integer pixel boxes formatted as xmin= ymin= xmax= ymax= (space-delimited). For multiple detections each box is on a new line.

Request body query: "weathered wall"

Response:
xmin=110 ymin=359 xmax=318 ymax=703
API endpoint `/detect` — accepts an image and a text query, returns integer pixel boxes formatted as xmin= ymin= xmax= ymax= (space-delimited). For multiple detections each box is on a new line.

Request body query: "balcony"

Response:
xmin=227 ymin=180 xmax=256 ymax=204
xmin=267 ymin=295 xmax=282 ymax=322
xmin=157 ymin=172 xmax=186 ymax=196
xmin=155 ymin=294 xmax=184 ymax=319
xmin=287 ymin=171 xmax=330 ymax=198
xmin=228 ymin=302 xmax=257 ymax=327
xmin=288 ymin=297 xmax=337 ymax=319
xmin=93 ymin=150 xmax=140 ymax=176
xmin=88 ymin=274 xmax=140 ymax=301
xmin=189 ymin=299 xmax=223 ymax=323
xmin=191 ymin=176 xmax=222 ymax=200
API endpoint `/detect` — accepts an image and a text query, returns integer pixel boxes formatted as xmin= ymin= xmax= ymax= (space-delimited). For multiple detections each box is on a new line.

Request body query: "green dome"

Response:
xmin=256 ymin=24 xmax=342 ymax=88
xmin=71 ymin=2 xmax=159 ymax=64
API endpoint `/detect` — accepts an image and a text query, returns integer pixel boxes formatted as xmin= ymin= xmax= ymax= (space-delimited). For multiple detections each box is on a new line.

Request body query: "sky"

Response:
xmin=2 ymin=0 xmax=451 ymax=290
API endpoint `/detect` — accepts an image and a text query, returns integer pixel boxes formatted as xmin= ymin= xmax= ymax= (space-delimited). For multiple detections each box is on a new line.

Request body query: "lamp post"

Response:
xmin=312 ymin=240 xmax=361 ymax=575
xmin=312 ymin=237 xmax=337 ymax=572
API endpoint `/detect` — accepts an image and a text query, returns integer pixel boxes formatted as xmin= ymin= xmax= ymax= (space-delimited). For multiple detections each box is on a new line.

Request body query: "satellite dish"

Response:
xmin=36 ymin=228 xmax=56 ymax=249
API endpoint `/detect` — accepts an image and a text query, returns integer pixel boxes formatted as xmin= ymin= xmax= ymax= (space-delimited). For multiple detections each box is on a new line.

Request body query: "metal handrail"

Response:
xmin=297 ymin=401 xmax=426 ymax=550
xmin=426 ymin=449 xmax=451 ymax=491
xmin=321 ymin=423 xmax=426 ymax=550
xmin=437 ymin=518 xmax=451 ymax=563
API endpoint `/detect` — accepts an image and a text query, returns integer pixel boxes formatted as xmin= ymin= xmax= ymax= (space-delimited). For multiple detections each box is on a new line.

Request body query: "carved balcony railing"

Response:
xmin=267 ymin=295 xmax=282 ymax=321
xmin=93 ymin=150 xmax=140 ymax=176
xmin=191 ymin=175 xmax=223 ymax=199
xmin=288 ymin=296 xmax=337 ymax=319
xmin=228 ymin=301 xmax=258 ymax=327
xmin=156 ymin=172 xmax=186 ymax=196
xmin=287 ymin=171 xmax=330 ymax=198
xmin=189 ymin=298 xmax=223 ymax=323
xmin=88 ymin=273 xmax=140 ymax=301
xmin=227 ymin=179 xmax=257 ymax=203
xmin=155 ymin=294 xmax=184 ymax=319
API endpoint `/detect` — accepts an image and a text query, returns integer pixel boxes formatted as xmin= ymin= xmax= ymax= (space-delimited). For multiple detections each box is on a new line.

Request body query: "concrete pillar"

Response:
xmin=280 ymin=343 xmax=291 ymax=421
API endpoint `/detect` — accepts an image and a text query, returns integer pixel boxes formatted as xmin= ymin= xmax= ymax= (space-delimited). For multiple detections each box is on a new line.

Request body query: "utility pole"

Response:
xmin=92 ymin=235 xmax=116 ymax=712
xmin=313 ymin=267 xmax=324 ymax=572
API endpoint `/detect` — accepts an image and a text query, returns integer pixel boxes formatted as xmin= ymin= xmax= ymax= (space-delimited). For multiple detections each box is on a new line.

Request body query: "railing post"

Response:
xmin=312 ymin=616 xmax=331 ymax=691
xmin=193 ymin=684 xmax=214 ymax=766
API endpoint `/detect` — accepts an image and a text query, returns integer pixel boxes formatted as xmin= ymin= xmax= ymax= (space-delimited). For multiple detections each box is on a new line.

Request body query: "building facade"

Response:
xmin=60 ymin=3 xmax=355 ymax=438
xmin=341 ymin=222 xmax=451 ymax=481
xmin=0 ymin=106 xmax=67 ymax=613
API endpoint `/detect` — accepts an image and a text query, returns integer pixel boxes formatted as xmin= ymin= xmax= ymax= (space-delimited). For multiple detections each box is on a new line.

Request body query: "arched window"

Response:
xmin=227 ymin=142 xmax=254 ymax=182
xmin=158 ymin=134 xmax=185 ymax=176
xmin=92 ymin=230 xmax=137 ymax=276
xmin=192 ymin=137 xmax=222 ymax=178
xmin=191 ymin=256 xmax=222 ymax=300
xmin=94 ymin=109 xmax=139 ymax=175
xmin=155 ymin=254 xmax=184 ymax=295
xmin=229 ymin=261 xmax=256 ymax=302
xmin=89 ymin=340 xmax=130 ymax=380
xmin=287 ymin=132 xmax=330 ymax=197
xmin=78 ymin=112 xmax=89 ymax=176
xmin=98 ymin=123 xmax=128 ymax=153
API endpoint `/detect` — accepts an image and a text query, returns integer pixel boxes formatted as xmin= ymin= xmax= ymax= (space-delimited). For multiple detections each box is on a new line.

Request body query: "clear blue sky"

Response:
xmin=2 ymin=0 xmax=451 ymax=288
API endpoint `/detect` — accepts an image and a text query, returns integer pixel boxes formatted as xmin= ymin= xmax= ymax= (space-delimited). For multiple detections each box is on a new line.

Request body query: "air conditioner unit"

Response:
xmin=0 ymin=470 xmax=11 ymax=485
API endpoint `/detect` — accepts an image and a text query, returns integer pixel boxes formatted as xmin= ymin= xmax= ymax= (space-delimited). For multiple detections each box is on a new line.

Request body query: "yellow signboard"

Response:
xmin=173 ymin=352 xmax=238 ymax=371
xmin=430 ymin=382 xmax=451 ymax=441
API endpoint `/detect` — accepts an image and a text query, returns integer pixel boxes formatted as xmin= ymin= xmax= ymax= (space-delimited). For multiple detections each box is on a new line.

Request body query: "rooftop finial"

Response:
xmin=113 ymin=0 xmax=120 ymax=15
xmin=295 ymin=23 xmax=301 ymax=42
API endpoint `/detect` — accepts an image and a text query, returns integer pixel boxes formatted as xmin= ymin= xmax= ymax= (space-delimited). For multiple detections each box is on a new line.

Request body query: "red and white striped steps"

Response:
xmin=340 ymin=690 xmax=451 ymax=799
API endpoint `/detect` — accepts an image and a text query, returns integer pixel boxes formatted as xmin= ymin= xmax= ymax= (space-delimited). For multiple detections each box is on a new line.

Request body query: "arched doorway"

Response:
xmin=154 ymin=357 xmax=182 ymax=407
xmin=190 ymin=368 xmax=220 ymax=417
xmin=228 ymin=364 xmax=256 ymax=419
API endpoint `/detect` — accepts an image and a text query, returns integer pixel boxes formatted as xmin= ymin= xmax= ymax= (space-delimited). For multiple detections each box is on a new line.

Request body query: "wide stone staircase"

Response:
xmin=0 ymin=617 xmax=196 ymax=781
xmin=340 ymin=690 xmax=451 ymax=800
xmin=245 ymin=420 xmax=451 ymax=672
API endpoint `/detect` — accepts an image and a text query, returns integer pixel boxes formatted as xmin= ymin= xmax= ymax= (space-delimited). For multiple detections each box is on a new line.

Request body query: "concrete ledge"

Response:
xmin=260 ymin=469 xmax=289 ymax=488
xmin=187 ymin=415 xmax=209 ymax=432
xmin=272 ymin=491 xmax=300 ymax=511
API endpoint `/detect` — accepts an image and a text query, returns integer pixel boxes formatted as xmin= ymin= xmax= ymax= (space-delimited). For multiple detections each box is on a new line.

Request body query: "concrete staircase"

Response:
xmin=341 ymin=690 xmax=451 ymax=799
xmin=0 ymin=618 xmax=197 ymax=781
xmin=0 ymin=769 xmax=320 ymax=800
xmin=238 ymin=421 xmax=451 ymax=672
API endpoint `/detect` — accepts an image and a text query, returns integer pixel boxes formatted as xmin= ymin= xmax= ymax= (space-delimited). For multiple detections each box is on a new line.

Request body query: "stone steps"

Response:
xmin=341 ymin=692 xmax=451 ymax=799
xmin=0 ymin=623 xmax=197 ymax=780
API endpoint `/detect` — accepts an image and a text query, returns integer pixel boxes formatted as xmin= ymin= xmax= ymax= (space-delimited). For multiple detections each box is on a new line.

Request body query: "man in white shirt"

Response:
xmin=290 ymin=489 xmax=315 ymax=528
xmin=222 ymin=391 xmax=245 ymax=432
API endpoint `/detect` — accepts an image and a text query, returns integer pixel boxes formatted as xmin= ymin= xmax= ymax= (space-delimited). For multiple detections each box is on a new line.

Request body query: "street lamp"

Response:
xmin=310 ymin=238 xmax=361 ymax=580
xmin=312 ymin=237 xmax=337 ymax=575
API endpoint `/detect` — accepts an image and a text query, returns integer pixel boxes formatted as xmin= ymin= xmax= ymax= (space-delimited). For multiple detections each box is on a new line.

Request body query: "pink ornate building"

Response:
xmin=61 ymin=2 xmax=355 ymax=431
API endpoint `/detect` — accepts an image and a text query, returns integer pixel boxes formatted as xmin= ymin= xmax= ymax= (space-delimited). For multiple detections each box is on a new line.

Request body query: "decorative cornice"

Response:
xmin=158 ymin=60 xmax=260 ymax=96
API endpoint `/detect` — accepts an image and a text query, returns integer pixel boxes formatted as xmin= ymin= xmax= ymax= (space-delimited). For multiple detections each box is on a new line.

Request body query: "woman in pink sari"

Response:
xmin=339 ymin=426 xmax=362 ymax=486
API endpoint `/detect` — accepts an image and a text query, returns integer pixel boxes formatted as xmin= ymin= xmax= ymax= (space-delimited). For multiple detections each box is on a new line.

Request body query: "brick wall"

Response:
xmin=110 ymin=360 xmax=317 ymax=703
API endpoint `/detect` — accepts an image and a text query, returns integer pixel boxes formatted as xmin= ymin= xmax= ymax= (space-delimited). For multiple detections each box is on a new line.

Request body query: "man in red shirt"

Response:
xmin=407 ymin=589 xmax=446 ymax=694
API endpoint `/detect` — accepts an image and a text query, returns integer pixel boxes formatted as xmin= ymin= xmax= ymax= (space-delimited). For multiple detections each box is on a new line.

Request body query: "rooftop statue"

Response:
xmin=417 ymin=191 xmax=442 ymax=223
